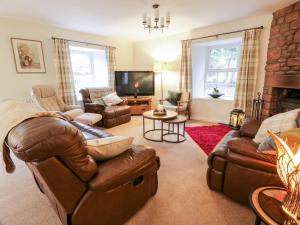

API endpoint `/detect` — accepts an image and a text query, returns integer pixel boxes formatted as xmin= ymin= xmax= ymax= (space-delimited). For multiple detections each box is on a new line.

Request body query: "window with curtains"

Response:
xmin=69 ymin=45 xmax=109 ymax=100
xmin=192 ymin=38 xmax=242 ymax=100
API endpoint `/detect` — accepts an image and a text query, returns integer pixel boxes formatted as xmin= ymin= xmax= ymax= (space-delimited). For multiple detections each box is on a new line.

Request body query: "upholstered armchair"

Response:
xmin=160 ymin=91 xmax=191 ymax=119
xmin=79 ymin=87 xmax=131 ymax=128
xmin=31 ymin=85 xmax=102 ymax=125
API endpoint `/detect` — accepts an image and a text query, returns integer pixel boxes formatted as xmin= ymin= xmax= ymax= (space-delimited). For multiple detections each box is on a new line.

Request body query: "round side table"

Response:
xmin=142 ymin=110 xmax=178 ymax=142
xmin=162 ymin=115 xmax=187 ymax=143
xmin=249 ymin=186 xmax=299 ymax=225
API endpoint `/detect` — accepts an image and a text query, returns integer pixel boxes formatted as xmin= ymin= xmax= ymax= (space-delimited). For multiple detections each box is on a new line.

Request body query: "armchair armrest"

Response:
xmin=227 ymin=138 xmax=277 ymax=173
xmin=89 ymin=145 xmax=159 ymax=191
xmin=84 ymin=103 xmax=105 ymax=113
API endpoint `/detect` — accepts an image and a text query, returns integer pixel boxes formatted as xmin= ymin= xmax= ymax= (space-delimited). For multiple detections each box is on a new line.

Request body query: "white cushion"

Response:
xmin=253 ymin=109 xmax=299 ymax=143
xmin=87 ymin=136 xmax=134 ymax=161
xmin=163 ymin=102 xmax=186 ymax=112
xmin=74 ymin=113 xmax=102 ymax=125
xmin=102 ymin=92 xmax=123 ymax=106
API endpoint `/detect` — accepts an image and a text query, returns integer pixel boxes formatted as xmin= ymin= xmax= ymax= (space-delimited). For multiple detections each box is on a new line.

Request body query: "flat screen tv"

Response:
xmin=115 ymin=71 xmax=155 ymax=96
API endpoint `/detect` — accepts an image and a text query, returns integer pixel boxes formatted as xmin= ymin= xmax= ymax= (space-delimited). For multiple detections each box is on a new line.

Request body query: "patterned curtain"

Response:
xmin=53 ymin=38 xmax=76 ymax=105
xmin=180 ymin=40 xmax=192 ymax=93
xmin=107 ymin=46 xmax=116 ymax=91
xmin=234 ymin=29 xmax=261 ymax=118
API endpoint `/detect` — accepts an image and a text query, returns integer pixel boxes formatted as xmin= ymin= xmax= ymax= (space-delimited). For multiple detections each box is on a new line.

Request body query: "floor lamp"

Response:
xmin=154 ymin=62 xmax=168 ymax=100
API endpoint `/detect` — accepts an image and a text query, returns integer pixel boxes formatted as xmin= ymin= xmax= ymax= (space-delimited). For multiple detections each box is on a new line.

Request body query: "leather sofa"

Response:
xmin=207 ymin=119 xmax=283 ymax=205
xmin=79 ymin=88 xmax=131 ymax=128
xmin=4 ymin=116 xmax=160 ymax=225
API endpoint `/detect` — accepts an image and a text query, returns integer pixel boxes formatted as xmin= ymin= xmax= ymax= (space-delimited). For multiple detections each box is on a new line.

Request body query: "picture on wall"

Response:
xmin=11 ymin=38 xmax=46 ymax=73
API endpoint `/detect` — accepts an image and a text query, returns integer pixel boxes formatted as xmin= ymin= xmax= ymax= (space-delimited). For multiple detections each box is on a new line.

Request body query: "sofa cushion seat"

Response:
xmin=104 ymin=105 xmax=131 ymax=119
xmin=89 ymin=145 xmax=159 ymax=191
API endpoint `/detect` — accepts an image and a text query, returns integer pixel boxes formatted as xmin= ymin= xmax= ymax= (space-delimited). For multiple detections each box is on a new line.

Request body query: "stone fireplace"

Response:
xmin=262 ymin=1 xmax=300 ymax=118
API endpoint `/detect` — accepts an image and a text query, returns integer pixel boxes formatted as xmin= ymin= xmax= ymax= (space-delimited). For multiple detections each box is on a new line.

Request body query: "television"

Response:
xmin=115 ymin=71 xmax=155 ymax=96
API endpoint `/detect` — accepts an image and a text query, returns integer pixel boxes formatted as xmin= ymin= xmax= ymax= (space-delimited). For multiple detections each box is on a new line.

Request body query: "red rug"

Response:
xmin=185 ymin=125 xmax=232 ymax=156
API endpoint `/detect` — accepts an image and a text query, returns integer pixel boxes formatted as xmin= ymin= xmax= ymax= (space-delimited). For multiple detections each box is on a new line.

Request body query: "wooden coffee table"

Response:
xmin=143 ymin=110 xmax=177 ymax=142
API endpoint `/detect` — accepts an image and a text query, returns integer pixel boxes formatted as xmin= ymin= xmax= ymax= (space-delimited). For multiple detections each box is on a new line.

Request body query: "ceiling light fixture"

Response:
xmin=142 ymin=3 xmax=170 ymax=32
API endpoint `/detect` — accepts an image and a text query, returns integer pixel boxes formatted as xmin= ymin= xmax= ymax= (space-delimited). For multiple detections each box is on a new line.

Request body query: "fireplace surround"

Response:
xmin=262 ymin=1 xmax=300 ymax=118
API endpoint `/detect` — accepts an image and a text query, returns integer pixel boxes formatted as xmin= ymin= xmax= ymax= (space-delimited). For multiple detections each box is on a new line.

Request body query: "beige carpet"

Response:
xmin=0 ymin=116 xmax=255 ymax=225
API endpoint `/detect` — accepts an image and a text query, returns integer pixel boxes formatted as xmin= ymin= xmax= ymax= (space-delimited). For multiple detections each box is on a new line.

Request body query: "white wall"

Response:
xmin=133 ymin=14 xmax=272 ymax=123
xmin=0 ymin=17 xmax=134 ymax=99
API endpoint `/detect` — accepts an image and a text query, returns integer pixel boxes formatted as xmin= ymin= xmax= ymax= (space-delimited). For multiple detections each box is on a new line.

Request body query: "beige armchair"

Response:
xmin=160 ymin=91 xmax=191 ymax=119
xmin=31 ymin=85 xmax=102 ymax=125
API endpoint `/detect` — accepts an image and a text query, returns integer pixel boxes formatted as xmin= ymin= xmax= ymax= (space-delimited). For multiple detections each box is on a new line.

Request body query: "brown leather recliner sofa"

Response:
xmin=79 ymin=88 xmax=131 ymax=128
xmin=5 ymin=117 xmax=160 ymax=225
xmin=207 ymin=119 xmax=283 ymax=205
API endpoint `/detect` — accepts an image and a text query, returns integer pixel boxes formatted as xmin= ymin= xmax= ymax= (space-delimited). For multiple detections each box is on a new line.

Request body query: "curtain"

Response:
xmin=107 ymin=46 xmax=116 ymax=91
xmin=234 ymin=29 xmax=261 ymax=118
xmin=53 ymin=38 xmax=76 ymax=105
xmin=179 ymin=40 xmax=192 ymax=93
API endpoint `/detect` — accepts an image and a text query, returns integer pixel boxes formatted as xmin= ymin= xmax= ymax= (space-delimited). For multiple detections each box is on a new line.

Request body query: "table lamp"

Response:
xmin=269 ymin=131 xmax=300 ymax=220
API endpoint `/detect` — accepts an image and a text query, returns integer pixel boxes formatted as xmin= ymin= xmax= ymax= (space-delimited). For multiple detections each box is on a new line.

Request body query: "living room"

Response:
xmin=0 ymin=0 xmax=299 ymax=225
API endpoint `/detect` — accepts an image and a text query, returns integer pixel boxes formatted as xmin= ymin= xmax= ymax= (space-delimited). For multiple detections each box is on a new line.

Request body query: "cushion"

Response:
xmin=253 ymin=109 xmax=299 ymax=143
xmin=87 ymin=136 xmax=134 ymax=161
xmin=297 ymin=111 xmax=300 ymax=127
xmin=74 ymin=113 xmax=102 ymax=125
xmin=257 ymin=136 xmax=277 ymax=155
xmin=102 ymin=92 xmax=123 ymax=106
xmin=166 ymin=91 xmax=182 ymax=106
xmin=257 ymin=128 xmax=300 ymax=155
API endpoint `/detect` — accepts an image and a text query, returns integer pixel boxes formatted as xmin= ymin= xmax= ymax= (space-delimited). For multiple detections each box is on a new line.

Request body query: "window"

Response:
xmin=69 ymin=45 xmax=109 ymax=100
xmin=192 ymin=38 xmax=242 ymax=100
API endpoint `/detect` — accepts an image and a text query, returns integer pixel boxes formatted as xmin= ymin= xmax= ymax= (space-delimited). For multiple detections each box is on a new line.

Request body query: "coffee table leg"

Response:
xmin=183 ymin=122 xmax=186 ymax=137
xmin=161 ymin=120 xmax=163 ymax=141
xmin=143 ymin=116 xmax=145 ymax=137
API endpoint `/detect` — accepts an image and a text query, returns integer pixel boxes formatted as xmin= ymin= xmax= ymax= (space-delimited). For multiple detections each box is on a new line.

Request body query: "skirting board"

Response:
xmin=191 ymin=116 xmax=228 ymax=124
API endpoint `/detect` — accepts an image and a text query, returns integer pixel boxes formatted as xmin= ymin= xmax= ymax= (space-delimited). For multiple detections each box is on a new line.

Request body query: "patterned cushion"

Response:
xmin=89 ymin=87 xmax=113 ymax=102
xmin=254 ymin=109 xmax=299 ymax=143
xmin=166 ymin=91 xmax=182 ymax=106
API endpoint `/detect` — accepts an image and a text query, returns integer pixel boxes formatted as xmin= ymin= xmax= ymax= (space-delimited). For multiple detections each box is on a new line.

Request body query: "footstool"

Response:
xmin=74 ymin=113 xmax=102 ymax=126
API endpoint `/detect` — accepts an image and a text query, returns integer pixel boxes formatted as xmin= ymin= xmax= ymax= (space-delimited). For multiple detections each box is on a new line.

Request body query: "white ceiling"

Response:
xmin=0 ymin=0 xmax=297 ymax=41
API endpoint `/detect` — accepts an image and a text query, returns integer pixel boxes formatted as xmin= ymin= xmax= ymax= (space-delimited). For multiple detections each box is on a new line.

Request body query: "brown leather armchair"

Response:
xmin=80 ymin=88 xmax=131 ymax=128
xmin=5 ymin=117 xmax=160 ymax=225
xmin=207 ymin=119 xmax=283 ymax=205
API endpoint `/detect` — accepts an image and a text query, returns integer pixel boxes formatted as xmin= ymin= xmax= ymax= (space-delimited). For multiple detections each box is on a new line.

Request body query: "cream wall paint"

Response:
xmin=133 ymin=14 xmax=272 ymax=123
xmin=0 ymin=18 xmax=134 ymax=99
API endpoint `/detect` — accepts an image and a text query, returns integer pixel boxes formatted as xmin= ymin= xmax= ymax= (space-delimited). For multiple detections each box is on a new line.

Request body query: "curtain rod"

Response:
xmin=182 ymin=26 xmax=264 ymax=42
xmin=51 ymin=37 xmax=115 ymax=49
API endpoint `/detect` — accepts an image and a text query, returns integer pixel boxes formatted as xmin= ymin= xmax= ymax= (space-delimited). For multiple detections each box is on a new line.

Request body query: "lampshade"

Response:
xmin=269 ymin=131 xmax=300 ymax=220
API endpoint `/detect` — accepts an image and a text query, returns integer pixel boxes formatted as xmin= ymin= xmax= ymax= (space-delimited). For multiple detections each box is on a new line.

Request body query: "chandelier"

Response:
xmin=142 ymin=3 xmax=170 ymax=32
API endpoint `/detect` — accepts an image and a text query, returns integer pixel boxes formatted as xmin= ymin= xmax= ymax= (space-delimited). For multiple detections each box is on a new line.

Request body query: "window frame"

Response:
xmin=203 ymin=42 xmax=241 ymax=99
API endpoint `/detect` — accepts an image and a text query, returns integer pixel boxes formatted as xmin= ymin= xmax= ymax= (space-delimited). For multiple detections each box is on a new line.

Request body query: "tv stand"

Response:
xmin=126 ymin=97 xmax=152 ymax=115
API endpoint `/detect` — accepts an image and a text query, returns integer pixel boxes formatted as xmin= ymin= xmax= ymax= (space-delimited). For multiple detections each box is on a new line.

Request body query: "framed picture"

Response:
xmin=11 ymin=38 xmax=46 ymax=73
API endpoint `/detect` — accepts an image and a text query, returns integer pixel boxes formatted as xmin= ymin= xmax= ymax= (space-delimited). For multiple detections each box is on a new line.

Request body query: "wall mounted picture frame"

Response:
xmin=11 ymin=38 xmax=46 ymax=73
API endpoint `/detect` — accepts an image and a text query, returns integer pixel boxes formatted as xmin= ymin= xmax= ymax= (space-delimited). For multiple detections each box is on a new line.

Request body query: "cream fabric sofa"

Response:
xmin=31 ymin=85 xmax=102 ymax=125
